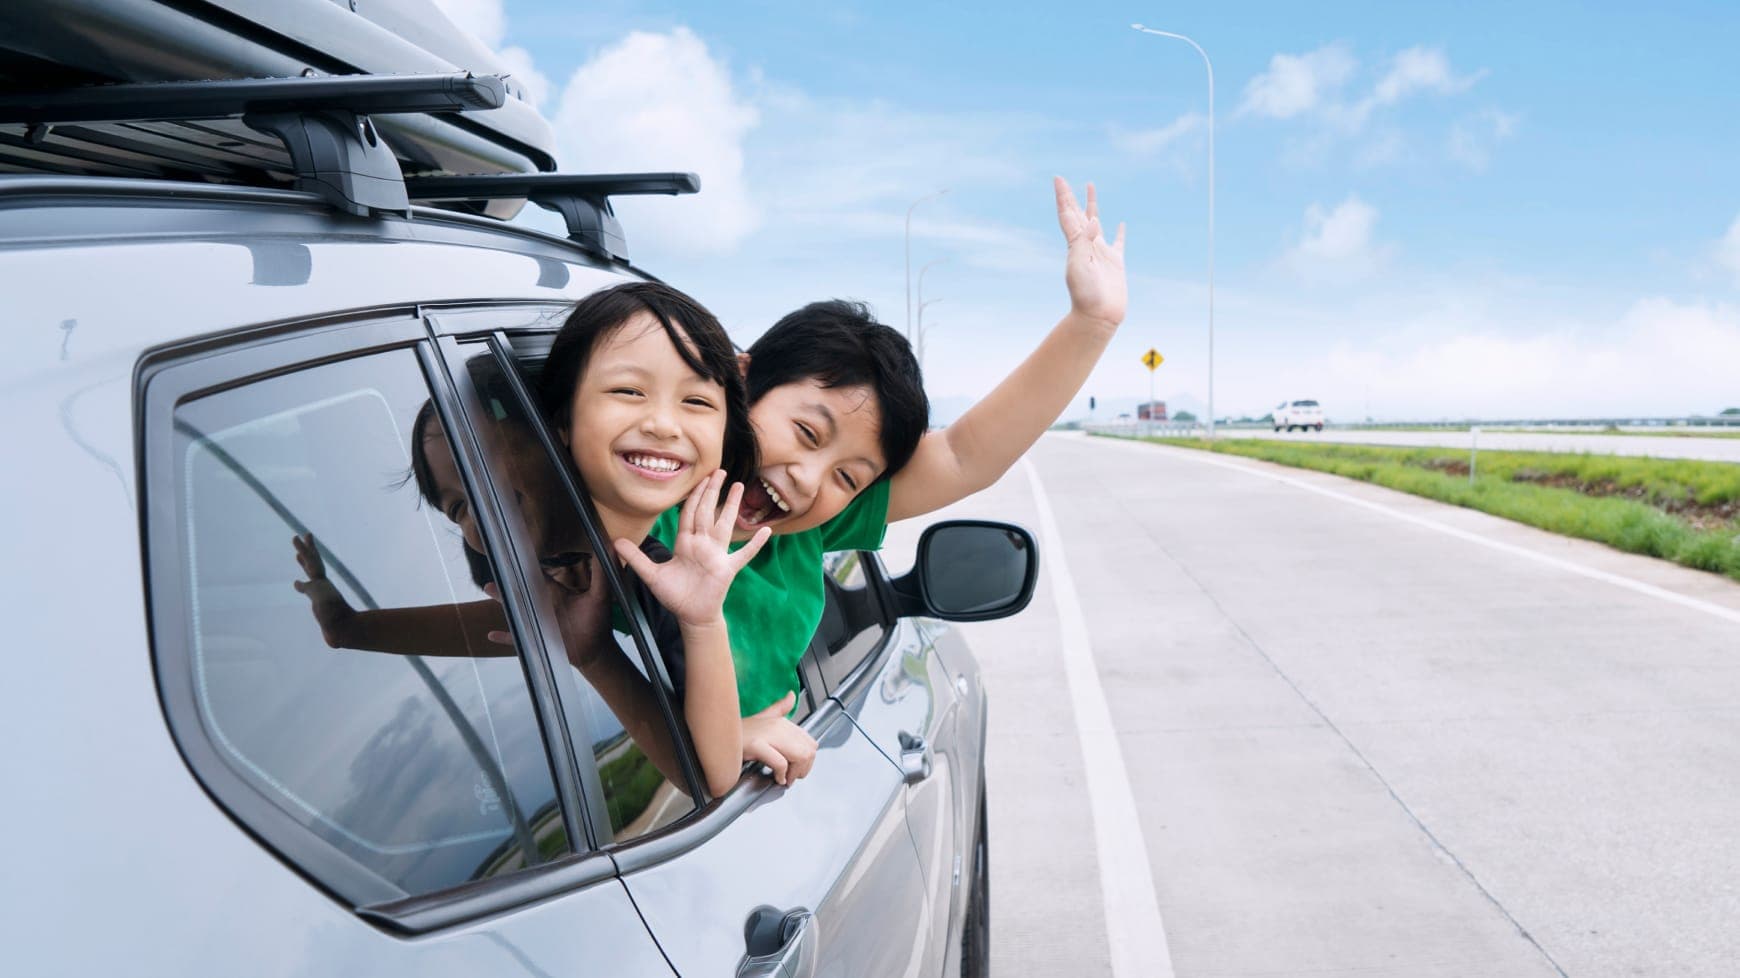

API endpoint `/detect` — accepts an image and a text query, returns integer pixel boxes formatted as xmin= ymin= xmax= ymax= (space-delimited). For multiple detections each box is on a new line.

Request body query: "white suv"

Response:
xmin=1274 ymin=399 xmax=1325 ymax=432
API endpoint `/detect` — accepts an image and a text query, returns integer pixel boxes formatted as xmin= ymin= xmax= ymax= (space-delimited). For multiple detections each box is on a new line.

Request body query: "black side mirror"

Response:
xmin=890 ymin=520 xmax=1039 ymax=622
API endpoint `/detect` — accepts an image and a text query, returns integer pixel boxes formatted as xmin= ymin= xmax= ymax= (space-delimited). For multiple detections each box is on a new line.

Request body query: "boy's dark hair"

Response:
xmin=746 ymin=300 xmax=928 ymax=480
xmin=537 ymin=281 xmax=757 ymax=490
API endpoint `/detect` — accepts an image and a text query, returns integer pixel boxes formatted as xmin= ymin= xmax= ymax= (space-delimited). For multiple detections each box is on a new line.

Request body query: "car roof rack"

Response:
xmin=0 ymin=73 xmax=505 ymax=217
xmin=405 ymin=172 xmax=700 ymax=262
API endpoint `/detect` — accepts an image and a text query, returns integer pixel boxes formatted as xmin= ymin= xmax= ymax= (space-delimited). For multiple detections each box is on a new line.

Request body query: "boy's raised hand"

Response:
xmin=1055 ymin=176 xmax=1127 ymax=329
xmin=615 ymin=469 xmax=771 ymax=628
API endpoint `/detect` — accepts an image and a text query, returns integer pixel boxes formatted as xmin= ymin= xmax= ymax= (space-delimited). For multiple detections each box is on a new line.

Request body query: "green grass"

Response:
xmin=1103 ymin=434 xmax=1740 ymax=583
xmin=1337 ymin=425 xmax=1740 ymax=439
xmin=598 ymin=742 xmax=668 ymax=831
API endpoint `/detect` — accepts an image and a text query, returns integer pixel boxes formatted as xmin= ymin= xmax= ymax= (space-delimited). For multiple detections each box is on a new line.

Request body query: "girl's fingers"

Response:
xmin=679 ymin=474 xmax=707 ymax=537
xmin=759 ymin=745 xmax=789 ymax=786
xmin=698 ymin=468 xmax=726 ymax=528
xmin=730 ymin=525 xmax=773 ymax=570
xmin=1085 ymin=181 xmax=1098 ymax=221
xmin=614 ymin=537 xmax=658 ymax=578
xmin=1112 ymin=221 xmax=1127 ymax=254
xmin=716 ymin=480 xmax=746 ymax=537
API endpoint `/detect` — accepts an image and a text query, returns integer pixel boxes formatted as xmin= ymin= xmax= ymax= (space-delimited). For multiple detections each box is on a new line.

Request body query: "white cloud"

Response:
xmin=1112 ymin=112 xmax=1202 ymax=157
xmin=1237 ymin=44 xmax=1357 ymax=120
xmin=1299 ymin=298 xmax=1740 ymax=419
xmin=1282 ymin=195 xmax=1392 ymax=280
xmin=1241 ymin=43 xmax=1499 ymax=169
xmin=1448 ymin=108 xmax=1520 ymax=171
xmin=1716 ymin=214 xmax=1740 ymax=285
xmin=1371 ymin=47 xmax=1484 ymax=108
xmin=549 ymin=28 xmax=761 ymax=254
xmin=429 ymin=0 xmax=550 ymax=107
xmin=431 ymin=0 xmax=504 ymax=47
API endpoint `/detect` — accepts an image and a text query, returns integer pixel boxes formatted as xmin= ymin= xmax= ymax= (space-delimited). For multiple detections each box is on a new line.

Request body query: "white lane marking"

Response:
xmin=1093 ymin=437 xmax=1740 ymax=628
xmin=1021 ymin=456 xmax=1177 ymax=978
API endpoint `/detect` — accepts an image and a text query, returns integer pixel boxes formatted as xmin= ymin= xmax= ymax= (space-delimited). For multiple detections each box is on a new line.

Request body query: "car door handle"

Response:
xmin=898 ymin=730 xmax=932 ymax=784
xmin=738 ymin=905 xmax=815 ymax=978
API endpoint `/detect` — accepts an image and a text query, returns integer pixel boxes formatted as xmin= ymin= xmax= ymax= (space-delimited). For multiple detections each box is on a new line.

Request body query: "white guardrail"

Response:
xmin=1082 ymin=416 xmax=1740 ymax=438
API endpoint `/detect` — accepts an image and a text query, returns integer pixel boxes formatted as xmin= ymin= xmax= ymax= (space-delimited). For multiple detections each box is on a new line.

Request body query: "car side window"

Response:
xmin=165 ymin=348 xmax=572 ymax=897
xmin=816 ymin=551 xmax=889 ymax=689
xmin=449 ymin=345 xmax=696 ymax=840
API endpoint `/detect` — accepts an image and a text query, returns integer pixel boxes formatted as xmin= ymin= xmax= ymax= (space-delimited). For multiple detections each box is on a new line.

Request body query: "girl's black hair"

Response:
xmin=537 ymin=281 xmax=757 ymax=490
xmin=407 ymin=400 xmax=495 ymax=589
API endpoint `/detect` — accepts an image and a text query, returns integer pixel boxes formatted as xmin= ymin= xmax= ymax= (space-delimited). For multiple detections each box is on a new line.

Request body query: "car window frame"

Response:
xmin=139 ymin=312 xmax=619 ymax=931
xmin=428 ymin=325 xmax=712 ymax=833
xmin=423 ymin=305 xmax=851 ymax=836
xmin=814 ymin=550 xmax=898 ymax=698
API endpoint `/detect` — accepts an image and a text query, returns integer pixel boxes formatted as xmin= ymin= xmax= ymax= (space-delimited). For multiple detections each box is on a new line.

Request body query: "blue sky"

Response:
xmin=438 ymin=0 xmax=1740 ymax=421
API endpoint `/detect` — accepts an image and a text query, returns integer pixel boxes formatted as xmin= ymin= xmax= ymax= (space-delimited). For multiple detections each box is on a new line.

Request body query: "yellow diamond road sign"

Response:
xmin=1141 ymin=348 xmax=1163 ymax=371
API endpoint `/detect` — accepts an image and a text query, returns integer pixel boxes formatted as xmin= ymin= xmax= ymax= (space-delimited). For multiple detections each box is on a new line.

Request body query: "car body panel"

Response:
xmin=618 ymin=706 xmax=932 ymax=977
xmin=0 ymin=176 xmax=992 ymax=976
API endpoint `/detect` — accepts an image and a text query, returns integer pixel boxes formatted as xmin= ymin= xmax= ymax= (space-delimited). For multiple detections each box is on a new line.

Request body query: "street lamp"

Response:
xmin=905 ymin=188 xmax=949 ymax=341
xmin=917 ymin=257 xmax=947 ymax=370
xmin=1131 ymin=24 xmax=1215 ymax=439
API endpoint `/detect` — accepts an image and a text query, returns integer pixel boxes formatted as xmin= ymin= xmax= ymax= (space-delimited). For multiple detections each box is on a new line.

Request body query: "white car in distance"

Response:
xmin=1274 ymin=399 xmax=1325 ymax=431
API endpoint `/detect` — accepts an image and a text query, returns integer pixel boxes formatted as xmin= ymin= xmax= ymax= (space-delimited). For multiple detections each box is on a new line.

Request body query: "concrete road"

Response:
xmin=1212 ymin=426 xmax=1740 ymax=462
xmin=885 ymin=432 xmax=1740 ymax=978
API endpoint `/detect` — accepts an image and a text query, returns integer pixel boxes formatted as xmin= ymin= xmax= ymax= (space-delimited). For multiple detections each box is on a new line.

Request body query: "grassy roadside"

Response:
xmin=1103 ymin=434 xmax=1740 ymax=582
xmin=1336 ymin=425 xmax=1740 ymax=439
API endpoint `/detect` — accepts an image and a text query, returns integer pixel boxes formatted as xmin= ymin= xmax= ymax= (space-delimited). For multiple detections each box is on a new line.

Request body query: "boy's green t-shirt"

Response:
xmin=652 ymin=478 xmax=891 ymax=716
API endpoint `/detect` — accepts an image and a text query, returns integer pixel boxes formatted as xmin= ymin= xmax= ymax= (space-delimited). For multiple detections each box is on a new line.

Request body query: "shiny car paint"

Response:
xmin=0 ymin=178 xmax=990 ymax=976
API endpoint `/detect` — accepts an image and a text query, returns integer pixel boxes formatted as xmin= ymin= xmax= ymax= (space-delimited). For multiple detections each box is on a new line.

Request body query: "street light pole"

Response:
xmin=905 ymin=188 xmax=949 ymax=341
xmin=917 ymin=257 xmax=947 ymax=370
xmin=1131 ymin=24 xmax=1215 ymax=439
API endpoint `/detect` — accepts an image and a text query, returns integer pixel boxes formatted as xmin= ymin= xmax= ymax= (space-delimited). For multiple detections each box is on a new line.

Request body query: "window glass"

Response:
xmin=824 ymin=549 xmax=867 ymax=591
xmin=816 ymin=551 xmax=887 ymax=686
xmin=452 ymin=347 xmax=695 ymax=841
xmin=175 ymin=350 xmax=570 ymax=895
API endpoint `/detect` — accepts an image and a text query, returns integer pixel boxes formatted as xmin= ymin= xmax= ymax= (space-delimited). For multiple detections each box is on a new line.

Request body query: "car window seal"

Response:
xmin=418 ymin=336 xmax=597 ymax=854
xmin=357 ymin=849 xmax=618 ymax=935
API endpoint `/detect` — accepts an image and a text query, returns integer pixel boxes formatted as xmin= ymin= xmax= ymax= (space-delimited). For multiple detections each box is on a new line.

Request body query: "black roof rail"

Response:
xmin=0 ymin=73 xmax=506 ymax=218
xmin=405 ymin=172 xmax=700 ymax=261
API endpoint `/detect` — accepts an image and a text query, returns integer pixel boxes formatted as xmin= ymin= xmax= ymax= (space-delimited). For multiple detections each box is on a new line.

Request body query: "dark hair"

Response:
xmin=537 ymin=281 xmax=757 ymax=490
xmin=746 ymin=300 xmax=928 ymax=480
xmin=407 ymin=399 xmax=496 ymax=589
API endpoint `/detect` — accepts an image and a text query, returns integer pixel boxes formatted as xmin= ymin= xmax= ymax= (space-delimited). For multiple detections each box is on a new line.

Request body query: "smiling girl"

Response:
xmin=295 ymin=282 xmax=804 ymax=798
xmin=532 ymin=282 xmax=796 ymax=796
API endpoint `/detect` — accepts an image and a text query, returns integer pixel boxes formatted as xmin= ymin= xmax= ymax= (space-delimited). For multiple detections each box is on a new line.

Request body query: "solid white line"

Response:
xmin=1020 ymin=456 xmax=1176 ymax=978
xmin=1093 ymin=437 xmax=1740 ymax=628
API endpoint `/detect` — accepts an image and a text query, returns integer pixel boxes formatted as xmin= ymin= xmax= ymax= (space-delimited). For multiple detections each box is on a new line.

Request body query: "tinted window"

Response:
xmin=817 ymin=551 xmax=887 ymax=687
xmin=173 ymin=350 xmax=570 ymax=895
xmin=451 ymin=347 xmax=695 ymax=841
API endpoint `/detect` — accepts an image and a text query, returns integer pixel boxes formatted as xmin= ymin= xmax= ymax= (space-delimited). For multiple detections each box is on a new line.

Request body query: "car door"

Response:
xmin=140 ymin=314 xmax=678 ymax=976
xmin=816 ymin=550 xmax=964 ymax=978
xmin=429 ymin=304 xmax=936 ymax=978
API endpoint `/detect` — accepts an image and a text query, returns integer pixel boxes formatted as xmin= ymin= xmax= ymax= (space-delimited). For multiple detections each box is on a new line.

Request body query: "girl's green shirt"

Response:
xmin=651 ymin=479 xmax=891 ymax=716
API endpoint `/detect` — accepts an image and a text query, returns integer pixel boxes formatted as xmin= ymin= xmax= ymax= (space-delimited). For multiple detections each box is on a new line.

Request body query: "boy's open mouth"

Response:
xmin=619 ymin=451 xmax=689 ymax=481
xmin=737 ymin=476 xmax=794 ymax=529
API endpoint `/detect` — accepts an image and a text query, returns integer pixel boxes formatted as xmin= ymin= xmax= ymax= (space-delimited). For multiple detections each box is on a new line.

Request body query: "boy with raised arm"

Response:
xmin=654 ymin=177 xmax=1128 ymax=725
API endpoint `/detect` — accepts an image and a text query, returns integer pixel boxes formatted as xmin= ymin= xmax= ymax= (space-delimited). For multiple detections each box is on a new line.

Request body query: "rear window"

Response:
xmin=169 ymin=349 xmax=571 ymax=895
xmin=1294 ymin=400 xmax=1320 ymax=407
